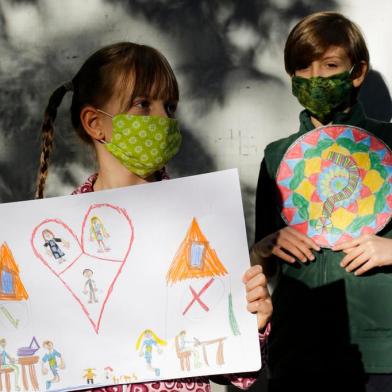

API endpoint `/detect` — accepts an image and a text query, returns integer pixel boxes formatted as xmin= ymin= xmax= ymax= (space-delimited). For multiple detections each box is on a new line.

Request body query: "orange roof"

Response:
xmin=0 ymin=243 xmax=28 ymax=301
xmin=166 ymin=218 xmax=228 ymax=285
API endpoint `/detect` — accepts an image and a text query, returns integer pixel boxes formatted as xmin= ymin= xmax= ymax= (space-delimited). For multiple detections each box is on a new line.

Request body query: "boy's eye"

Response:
xmin=325 ymin=63 xmax=338 ymax=68
xmin=296 ymin=65 xmax=310 ymax=72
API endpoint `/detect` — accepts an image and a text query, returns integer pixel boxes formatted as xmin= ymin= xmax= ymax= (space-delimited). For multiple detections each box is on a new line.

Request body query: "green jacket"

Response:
xmin=256 ymin=103 xmax=392 ymax=377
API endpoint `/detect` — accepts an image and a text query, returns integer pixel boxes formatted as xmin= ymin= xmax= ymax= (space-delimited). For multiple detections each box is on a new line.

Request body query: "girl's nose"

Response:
xmin=151 ymin=101 xmax=169 ymax=118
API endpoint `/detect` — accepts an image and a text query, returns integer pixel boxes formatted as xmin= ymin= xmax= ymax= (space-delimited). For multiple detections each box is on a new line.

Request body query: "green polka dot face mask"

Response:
xmin=98 ymin=110 xmax=182 ymax=178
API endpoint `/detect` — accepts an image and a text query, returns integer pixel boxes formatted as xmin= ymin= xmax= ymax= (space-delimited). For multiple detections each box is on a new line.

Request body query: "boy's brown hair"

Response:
xmin=284 ymin=12 xmax=369 ymax=77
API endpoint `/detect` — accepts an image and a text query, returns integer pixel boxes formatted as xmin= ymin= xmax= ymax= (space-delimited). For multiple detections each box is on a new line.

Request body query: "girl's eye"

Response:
xmin=133 ymin=99 xmax=150 ymax=109
xmin=166 ymin=102 xmax=177 ymax=115
xmin=325 ymin=62 xmax=338 ymax=68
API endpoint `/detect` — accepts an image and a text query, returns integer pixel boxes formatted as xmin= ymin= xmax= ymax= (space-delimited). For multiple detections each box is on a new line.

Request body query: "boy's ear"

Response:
xmin=80 ymin=106 xmax=105 ymax=141
xmin=352 ymin=61 xmax=368 ymax=88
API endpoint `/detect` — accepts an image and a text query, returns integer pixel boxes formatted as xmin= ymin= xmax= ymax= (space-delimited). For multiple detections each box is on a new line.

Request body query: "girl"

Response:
xmin=36 ymin=42 xmax=272 ymax=392
xmin=136 ymin=329 xmax=167 ymax=377
xmin=89 ymin=216 xmax=110 ymax=252
xmin=42 ymin=229 xmax=69 ymax=263
xmin=252 ymin=12 xmax=392 ymax=392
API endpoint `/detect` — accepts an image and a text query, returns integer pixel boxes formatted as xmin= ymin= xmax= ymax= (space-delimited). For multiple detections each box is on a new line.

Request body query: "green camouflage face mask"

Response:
xmin=98 ymin=111 xmax=182 ymax=178
xmin=291 ymin=69 xmax=354 ymax=123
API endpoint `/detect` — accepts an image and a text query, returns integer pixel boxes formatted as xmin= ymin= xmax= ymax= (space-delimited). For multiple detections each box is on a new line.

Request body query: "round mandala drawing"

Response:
xmin=276 ymin=125 xmax=392 ymax=247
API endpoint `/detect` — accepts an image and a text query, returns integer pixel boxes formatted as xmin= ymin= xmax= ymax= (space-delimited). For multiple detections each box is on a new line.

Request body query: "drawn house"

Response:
xmin=0 ymin=242 xmax=28 ymax=301
xmin=166 ymin=218 xmax=228 ymax=285
xmin=166 ymin=218 xmax=240 ymax=372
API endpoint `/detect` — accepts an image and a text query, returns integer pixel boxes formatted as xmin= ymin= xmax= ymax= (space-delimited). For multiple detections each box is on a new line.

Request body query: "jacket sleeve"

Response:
xmin=255 ymin=158 xmax=285 ymax=243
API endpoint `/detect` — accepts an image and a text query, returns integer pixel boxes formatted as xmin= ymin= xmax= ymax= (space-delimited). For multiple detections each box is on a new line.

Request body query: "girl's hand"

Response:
xmin=251 ymin=227 xmax=320 ymax=265
xmin=243 ymin=265 xmax=272 ymax=330
xmin=333 ymin=234 xmax=392 ymax=276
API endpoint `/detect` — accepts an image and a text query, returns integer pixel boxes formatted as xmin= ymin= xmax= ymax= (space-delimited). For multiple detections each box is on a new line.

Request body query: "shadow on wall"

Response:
xmin=0 ymin=0 xmax=338 ymax=203
xmin=168 ymin=126 xmax=216 ymax=177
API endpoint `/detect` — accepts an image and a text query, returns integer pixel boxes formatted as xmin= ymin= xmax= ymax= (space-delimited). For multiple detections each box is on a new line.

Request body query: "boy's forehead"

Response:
xmin=319 ymin=46 xmax=349 ymax=60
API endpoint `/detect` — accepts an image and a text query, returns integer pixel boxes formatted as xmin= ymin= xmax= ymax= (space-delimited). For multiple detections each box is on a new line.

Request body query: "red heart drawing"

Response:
xmin=31 ymin=203 xmax=134 ymax=333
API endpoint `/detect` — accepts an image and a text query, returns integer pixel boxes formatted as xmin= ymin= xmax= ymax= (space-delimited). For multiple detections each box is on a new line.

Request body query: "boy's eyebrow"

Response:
xmin=321 ymin=55 xmax=344 ymax=61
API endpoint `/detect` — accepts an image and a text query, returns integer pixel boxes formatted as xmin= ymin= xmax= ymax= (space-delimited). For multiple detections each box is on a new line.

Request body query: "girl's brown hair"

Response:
xmin=35 ymin=42 xmax=179 ymax=199
xmin=284 ymin=12 xmax=369 ymax=77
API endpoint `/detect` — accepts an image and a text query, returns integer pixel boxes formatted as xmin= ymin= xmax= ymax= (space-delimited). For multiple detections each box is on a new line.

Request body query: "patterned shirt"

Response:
xmin=72 ymin=172 xmax=270 ymax=392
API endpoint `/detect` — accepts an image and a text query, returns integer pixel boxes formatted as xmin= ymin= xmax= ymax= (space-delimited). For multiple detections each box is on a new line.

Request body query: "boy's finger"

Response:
xmin=272 ymin=246 xmax=295 ymax=263
xmin=345 ymin=252 xmax=369 ymax=272
xmin=340 ymin=246 xmax=364 ymax=267
xmin=278 ymin=239 xmax=309 ymax=262
xmin=287 ymin=227 xmax=320 ymax=251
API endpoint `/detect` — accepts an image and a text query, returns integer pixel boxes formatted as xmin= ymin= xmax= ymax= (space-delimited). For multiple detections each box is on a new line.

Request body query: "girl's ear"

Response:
xmin=80 ymin=106 xmax=105 ymax=141
xmin=352 ymin=61 xmax=368 ymax=88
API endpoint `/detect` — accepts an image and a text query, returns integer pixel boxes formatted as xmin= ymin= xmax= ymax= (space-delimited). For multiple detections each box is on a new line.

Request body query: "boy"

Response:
xmin=252 ymin=12 xmax=392 ymax=392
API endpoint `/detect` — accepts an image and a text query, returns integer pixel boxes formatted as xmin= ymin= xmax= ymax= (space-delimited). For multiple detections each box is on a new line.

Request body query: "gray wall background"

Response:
xmin=0 ymin=0 xmax=391 ymax=391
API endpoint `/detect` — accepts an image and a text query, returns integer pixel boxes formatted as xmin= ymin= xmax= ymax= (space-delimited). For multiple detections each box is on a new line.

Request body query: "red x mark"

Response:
xmin=182 ymin=278 xmax=215 ymax=316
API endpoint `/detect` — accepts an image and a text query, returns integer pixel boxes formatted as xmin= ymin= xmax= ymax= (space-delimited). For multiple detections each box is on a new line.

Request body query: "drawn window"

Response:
xmin=1 ymin=271 xmax=14 ymax=294
xmin=190 ymin=243 xmax=205 ymax=269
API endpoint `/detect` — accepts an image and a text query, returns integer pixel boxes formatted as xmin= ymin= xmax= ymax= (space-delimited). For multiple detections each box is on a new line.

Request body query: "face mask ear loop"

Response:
xmin=96 ymin=108 xmax=114 ymax=118
xmin=96 ymin=108 xmax=113 ymax=144
xmin=348 ymin=64 xmax=356 ymax=79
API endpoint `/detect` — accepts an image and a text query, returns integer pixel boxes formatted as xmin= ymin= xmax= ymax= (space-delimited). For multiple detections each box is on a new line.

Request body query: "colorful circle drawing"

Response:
xmin=276 ymin=125 xmax=392 ymax=248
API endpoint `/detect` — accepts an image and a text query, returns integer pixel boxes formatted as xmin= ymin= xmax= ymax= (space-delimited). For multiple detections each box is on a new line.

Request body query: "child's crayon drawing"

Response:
xmin=31 ymin=204 xmax=134 ymax=333
xmin=82 ymin=269 xmax=99 ymax=304
xmin=276 ymin=125 xmax=392 ymax=247
xmin=42 ymin=229 xmax=70 ymax=264
xmin=0 ymin=243 xmax=28 ymax=302
xmin=89 ymin=216 xmax=110 ymax=253
xmin=41 ymin=340 xmax=65 ymax=390
xmin=0 ymin=170 xmax=261 ymax=390
xmin=136 ymin=329 xmax=166 ymax=377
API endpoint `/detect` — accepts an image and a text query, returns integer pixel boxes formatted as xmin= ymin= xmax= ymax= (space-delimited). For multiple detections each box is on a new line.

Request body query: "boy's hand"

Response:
xmin=251 ymin=227 xmax=320 ymax=265
xmin=243 ymin=265 xmax=272 ymax=330
xmin=333 ymin=234 xmax=392 ymax=276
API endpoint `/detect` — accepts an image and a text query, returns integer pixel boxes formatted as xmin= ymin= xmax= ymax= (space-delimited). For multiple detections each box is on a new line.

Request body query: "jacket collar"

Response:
xmin=298 ymin=102 xmax=367 ymax=135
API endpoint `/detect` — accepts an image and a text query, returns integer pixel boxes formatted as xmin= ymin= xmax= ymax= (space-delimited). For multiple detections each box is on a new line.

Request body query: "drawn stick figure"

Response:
xmin=89 ymin=216 xmax=110 ymax=253
xmin=42 ymin=229 xmax=69 ymax=264
xmin=83 ymin=269 xmax=98 ymax=304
